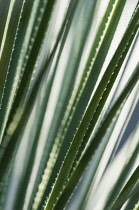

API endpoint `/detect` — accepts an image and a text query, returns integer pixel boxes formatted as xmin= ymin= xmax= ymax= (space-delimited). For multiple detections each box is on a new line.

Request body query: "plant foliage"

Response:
xmin=0 ymin=0 xmax=139 ymax=210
